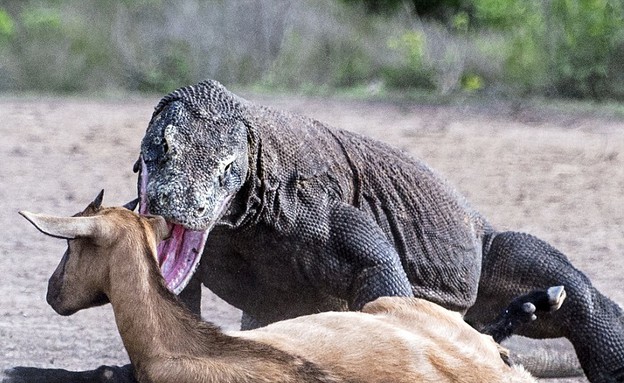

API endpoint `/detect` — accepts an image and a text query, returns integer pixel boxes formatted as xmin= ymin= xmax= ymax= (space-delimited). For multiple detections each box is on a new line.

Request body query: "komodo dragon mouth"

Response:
xmin=138 ymin=159 xmax=209 ymax=295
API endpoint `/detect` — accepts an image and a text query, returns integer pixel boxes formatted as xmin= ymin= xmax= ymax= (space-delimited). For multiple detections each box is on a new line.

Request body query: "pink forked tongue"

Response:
xmin=139 ymin=158 xmax=208 ymax=295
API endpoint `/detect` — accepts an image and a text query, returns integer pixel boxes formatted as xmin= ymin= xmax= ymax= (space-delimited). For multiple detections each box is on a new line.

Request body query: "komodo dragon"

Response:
xmin=132 ymin=80 xmax=623 ymax=382
xmin=4 ymin=80 xmax=623 ymax=383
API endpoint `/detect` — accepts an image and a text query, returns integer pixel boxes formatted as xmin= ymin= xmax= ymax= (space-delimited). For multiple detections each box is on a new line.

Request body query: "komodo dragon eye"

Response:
xmin=219 ymin=162 xmax=234 ymax=187
xmin=155 ymin=137 xmax=169 ymax=164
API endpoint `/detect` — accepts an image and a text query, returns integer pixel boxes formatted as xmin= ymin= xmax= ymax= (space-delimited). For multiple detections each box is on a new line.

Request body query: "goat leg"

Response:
xmin=482 ymin=285 xmax=566 ymax=344
xmin=2 ymin=364 xmax=136 ymax=383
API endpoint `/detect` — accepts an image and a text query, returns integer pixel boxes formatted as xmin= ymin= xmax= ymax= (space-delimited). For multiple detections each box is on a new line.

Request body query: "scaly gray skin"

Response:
xmin=139 ymin=81 xmax=624 ymax=382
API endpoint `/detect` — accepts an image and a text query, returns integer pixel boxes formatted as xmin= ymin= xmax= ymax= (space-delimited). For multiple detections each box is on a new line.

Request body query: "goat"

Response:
xmin=20 ymin=191 xmax=560 ymax=383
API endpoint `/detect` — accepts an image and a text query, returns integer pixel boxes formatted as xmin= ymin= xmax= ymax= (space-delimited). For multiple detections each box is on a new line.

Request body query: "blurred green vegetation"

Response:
xmin=0 ymin=0 xmax=623 ymax=100
xmin=383 ymin=31 xmax=436 ymax=90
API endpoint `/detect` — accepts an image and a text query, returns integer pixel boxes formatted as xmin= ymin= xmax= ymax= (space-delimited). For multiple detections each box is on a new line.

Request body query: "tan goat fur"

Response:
xmin=21 ymin=199 xmax=536 ymax=383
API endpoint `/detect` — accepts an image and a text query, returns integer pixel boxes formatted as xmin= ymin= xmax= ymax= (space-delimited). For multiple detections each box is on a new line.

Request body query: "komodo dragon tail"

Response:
xmin=505 ymin=336 xmax=584 ymax=378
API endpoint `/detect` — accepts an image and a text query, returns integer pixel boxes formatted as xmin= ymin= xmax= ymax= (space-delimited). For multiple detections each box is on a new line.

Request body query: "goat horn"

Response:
xmin=123 ymin=198 xmax=140 ymax=212
xmin=19 ymin=211 xmax=102 ymax=240
xmin=92 ymin=190 xmax=105 ymax=209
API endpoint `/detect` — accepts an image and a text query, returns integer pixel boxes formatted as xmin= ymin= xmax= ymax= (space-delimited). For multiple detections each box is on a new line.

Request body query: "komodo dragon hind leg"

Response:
xmin=465 ymin=231 xmax=624 ymax=383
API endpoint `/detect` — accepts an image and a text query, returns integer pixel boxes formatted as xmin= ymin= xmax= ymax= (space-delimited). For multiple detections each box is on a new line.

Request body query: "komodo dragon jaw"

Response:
xmin=137 ymin=93 xmax=249 ymax=294
xmin=138 ymin=157 xmax=237 ymax=294
xmin=138 ymin=157 xmax=211 ymax=295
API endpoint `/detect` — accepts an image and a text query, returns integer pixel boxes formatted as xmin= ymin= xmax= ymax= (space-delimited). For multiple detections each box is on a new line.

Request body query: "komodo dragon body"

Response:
xmin=134 ymin=80 xmax=624 ymax=383
xmin=140 ymin=84 xmax=488 ymax=322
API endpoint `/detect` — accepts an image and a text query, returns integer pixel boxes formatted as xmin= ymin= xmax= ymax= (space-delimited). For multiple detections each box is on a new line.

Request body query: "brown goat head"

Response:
xmin=20 ymin=191 xmax=169 ymax=316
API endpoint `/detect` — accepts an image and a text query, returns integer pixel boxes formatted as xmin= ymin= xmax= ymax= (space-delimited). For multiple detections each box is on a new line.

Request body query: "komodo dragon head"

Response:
xmin=136 ymin=80 xmax=249 ymax=294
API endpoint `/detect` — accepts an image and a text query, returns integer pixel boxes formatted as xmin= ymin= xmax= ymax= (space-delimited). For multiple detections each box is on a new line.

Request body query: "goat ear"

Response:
xmin=145 ymin=215 xmax=170 ymax=242
xmin=20 ymin=211 xmax=101 ymax=240
xmin=123 ymin=198 xmax=140 ymax=212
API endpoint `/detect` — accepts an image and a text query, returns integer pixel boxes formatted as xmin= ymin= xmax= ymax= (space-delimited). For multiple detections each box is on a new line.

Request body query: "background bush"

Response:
xmin=0 ymin=0 xmax=623 ymax=100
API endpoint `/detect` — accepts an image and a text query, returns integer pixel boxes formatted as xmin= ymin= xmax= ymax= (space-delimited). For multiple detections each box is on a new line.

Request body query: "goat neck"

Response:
xmin=107 ymin=232 xmax=343 ymax=383
xmin=106 ymin=231 xmax=219 ymax=364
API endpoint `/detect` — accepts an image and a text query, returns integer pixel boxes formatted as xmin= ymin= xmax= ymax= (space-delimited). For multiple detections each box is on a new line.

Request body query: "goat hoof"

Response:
xmin=546 ymin=285 xmax=566 ymax=312
xmin=95 ymin=366 xmax=116 ymax=381
xmin=517 ymin=285 xmax=567 ymax=316
xmin=1 ymin=368 xmax=15 ymax=383
xmin=507 ymin=286 xmax=567 ymax=324
xmin=2 ymin=367 xmax=59 ymax=383
xmin=2 ymin=367 xmax=41 ymax=383
xmin=91 ymin=365 xmax=136 ymax=383
xmin=521 ymin=302 xmax=537 ymax=321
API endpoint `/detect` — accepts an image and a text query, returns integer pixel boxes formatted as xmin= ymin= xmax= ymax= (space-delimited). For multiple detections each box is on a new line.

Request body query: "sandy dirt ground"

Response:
xmin=1 ymin=92 xmax=623 ymax=382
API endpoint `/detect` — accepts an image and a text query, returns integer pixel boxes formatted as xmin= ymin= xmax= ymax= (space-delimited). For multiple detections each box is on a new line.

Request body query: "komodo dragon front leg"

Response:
xmin=215 ymin=202 xmax=418 ymax=330
xmin=308 ymin=202 xmax=414 ymax=311
xmin=233 ymin=200 xmax=478 ymax=330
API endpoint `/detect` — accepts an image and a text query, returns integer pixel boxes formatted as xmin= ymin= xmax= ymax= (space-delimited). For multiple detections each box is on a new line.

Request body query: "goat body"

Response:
xmin=20 ymin=192 xmax=536 ymax=383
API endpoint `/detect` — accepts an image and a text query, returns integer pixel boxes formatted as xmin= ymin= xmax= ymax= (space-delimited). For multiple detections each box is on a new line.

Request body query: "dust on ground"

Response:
xmin=1 ymin=93 xmax=623 ymax=382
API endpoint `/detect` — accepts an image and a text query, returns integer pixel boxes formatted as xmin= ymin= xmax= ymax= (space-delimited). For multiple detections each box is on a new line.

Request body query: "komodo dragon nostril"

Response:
xmin=196 ymin=206 xmax=207 ymax=217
